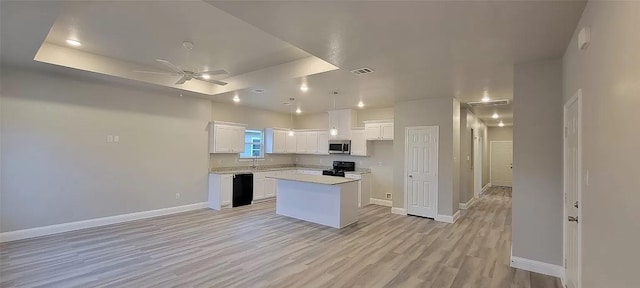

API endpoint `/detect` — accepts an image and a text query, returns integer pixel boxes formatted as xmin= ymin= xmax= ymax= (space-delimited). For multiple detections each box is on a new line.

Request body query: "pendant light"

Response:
xmin=289 ymin=109 xmax=295 ymax=136
xmin=330 ymin=92 xmax=339 ymax=136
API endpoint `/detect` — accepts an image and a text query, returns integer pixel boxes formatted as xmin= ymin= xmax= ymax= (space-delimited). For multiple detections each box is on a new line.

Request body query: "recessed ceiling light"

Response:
xmin=357 ymin=100 xmax=364 ymax=108
xmin=499 ymin=121 xmax=504 ymax=127
xmin=300 ymin=84 xmax=308 ymax=92
xmin=492 ymin=112 xmax=499 ymax=119
xmin=201 ymin=74 xmax=211 ymax=80
xmin=65 ymin=39 xmax=81 ymax=47
xmin=233 ymin=95 xmax=240 ymax=103
xmin=296 ymin=107 xmax=302 ymax=114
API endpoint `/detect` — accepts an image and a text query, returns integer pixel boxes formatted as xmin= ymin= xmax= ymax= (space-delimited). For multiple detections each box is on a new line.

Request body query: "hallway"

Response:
xmin=1 ymin=186 xmax=561 ymax=287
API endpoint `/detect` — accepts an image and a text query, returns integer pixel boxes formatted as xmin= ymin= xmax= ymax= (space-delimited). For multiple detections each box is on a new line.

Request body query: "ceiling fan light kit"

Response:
xmin=133 ymin=43 xmax=229 ymax=86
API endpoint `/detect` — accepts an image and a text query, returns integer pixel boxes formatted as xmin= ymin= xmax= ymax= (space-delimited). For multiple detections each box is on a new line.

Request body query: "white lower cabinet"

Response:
xmin=208 ymin=173 xmax=233 ymax=210
xmin=345 ymin=173 xmax=371 ymax=207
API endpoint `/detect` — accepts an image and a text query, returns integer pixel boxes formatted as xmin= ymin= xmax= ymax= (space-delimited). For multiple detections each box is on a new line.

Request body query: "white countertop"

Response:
xmin=266 ymin=174 xmax=359 ymax=185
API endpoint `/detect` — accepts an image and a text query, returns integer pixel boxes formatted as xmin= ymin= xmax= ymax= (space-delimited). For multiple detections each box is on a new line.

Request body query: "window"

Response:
xmin=240 ymin=130 xmax=264 ymax=159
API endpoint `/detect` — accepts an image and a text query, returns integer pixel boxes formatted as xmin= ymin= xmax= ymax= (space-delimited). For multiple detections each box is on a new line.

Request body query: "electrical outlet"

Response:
xmin=113 ymin=135 xmax=119 ymax=143
xmin=175 ymin=193 xmax=181 ymax=199
xmin=386 ymin=193 xmax=392 ymax=199
xmin=106 ymin=135 xmax=113 ymax=143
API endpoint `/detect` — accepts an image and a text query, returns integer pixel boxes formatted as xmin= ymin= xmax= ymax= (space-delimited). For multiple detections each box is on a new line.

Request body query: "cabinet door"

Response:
xmin=365 ymin=124 xmax=381 ymax=140
xmin=317 ymin=132 xmax=329 ymax=155
xmin=306 ymin=132 xmax=319 ymax=154
xmin=221 ymin=175 xmax=233 ymax=206
xmin=264 ymin=178 xmax=276 ymax=198
xmin=273 ymin=130 xmax=286 ymax=153
xmin=253 ymin=178 xmax=265 ymax=201
xmin=296 ymin=132 xmax=307 ymax=153
xmin=233 ymin=126 xmax=246 ymax=153
xmin=213 ymin=125 xmax=230 ymax=152
xmin=381 ymin=123 xmax=394 ymax=140
xmin=350 ymin=129 xmax=367 ymax=156
xmin=285 ymin=133 xmax=297 ymax=153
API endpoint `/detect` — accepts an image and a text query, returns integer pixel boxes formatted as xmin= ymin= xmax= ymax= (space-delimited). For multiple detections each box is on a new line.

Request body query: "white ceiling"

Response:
xmin=1 ymin=0 xmax=586 ymax=126
xmin=208 ymin=0 xmax=586 ymax=125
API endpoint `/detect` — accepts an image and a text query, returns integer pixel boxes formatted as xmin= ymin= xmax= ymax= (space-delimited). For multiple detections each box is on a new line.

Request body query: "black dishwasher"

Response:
xmin=232 ymin=173 xmax=253 ymax=207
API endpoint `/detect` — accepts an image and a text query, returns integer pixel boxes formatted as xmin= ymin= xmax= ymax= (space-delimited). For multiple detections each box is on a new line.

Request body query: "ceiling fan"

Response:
xmin=133 ymin=42 xmax=228 ymax=86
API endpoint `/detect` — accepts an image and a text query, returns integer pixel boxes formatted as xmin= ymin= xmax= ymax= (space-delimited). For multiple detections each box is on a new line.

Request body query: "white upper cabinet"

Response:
xmin=306 ymin=131 xmax=319 ymax=154
xmin=285 ymin=132 xmax=297 ymax=153
xmin=364 ymin=120 xmax=394 ymax=140
xmin=209 ymin=121 xmax=247 ymax=153
xmin=266 ymin=128 xmax=297 ymax=154
xmin=317 ymin=131 xmax=329 ymax=155
xmin=328 ymin=109 xmax=356 ymax=140
xmin=350 ymin=128 xmax=368 ymax=156
xmin=296 ymin=132 xmax=307 ymax=153
xmin=266 ymin=129 xmax=328 ymax=155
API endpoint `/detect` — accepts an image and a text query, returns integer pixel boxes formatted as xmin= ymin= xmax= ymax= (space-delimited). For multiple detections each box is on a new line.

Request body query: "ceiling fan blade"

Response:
xmin=194 ymin=76 xmax=227 ymax=86
xmin=155 ymin=59 xmax=183 ymax=74
xmin=133 ymin=70 xmax=181 ymax=76
xmin=175 ymin=75 xmax=188 ymax=85
xmin=197 ymin=69 xmax=228 ymax=76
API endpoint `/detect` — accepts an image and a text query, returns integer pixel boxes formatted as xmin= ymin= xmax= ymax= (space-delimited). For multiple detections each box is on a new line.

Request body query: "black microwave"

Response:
xmin=328 ymin=140 xmax=351 ymax=154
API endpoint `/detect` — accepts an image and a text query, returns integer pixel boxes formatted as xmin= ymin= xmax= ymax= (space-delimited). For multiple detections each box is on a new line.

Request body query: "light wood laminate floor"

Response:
xmin=1 ymin=186 xmax=562 ymax=287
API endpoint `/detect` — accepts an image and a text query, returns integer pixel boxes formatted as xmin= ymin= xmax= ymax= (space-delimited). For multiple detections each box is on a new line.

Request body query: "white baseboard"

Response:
xmin=391 ymin=207 xmax=407 ymax=215
xmin=510 ymin=256 xmax=564 ymax=278
xmin=0 ymin=202 xmax=208 ymax=243
xmin=459 ymin=197 xmax=477 ymax=210
xmin=370 ymin=198 xmax=392 ymax=207
xmin=435 ymin=210 xmax=461 ymax=224
xmin=481 ymin=183 xmax=491 ymax=194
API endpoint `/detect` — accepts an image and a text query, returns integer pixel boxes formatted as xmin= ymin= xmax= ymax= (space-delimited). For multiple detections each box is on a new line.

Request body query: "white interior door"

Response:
xmin=405 ymin=126 xmax=438 ymax=218
xmin=490 ymin=141 xmax=513 ymax=187
xmin=564 ymin=91 xmax=582 ymax=288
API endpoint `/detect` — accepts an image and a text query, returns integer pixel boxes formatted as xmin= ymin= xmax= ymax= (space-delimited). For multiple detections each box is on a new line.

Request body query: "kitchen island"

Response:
xmin=267 ymin=174 xmax=360 ymax=228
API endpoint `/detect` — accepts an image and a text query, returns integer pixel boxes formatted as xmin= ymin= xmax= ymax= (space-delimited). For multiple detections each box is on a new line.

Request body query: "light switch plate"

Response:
xmin=113 ymin=136 xmax=119 ymax=142
xmin=106 ymin=135 xmax=113 ymax=143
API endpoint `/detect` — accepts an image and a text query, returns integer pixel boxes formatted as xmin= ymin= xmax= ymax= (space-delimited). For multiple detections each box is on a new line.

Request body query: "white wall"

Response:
xmin=488 ymin=126 xmax=513 ymax=142
xmin=563 ymin=2 xmax=640 ymax=287
xmin=0 ymin=67 xmax=211 ymax=232
xmin=393 ymin=97 xmax=456 ymax=216
xmin=512 ymin=59 xmax=564 ymax=266
xmin=460 ymin=108 xmax=487 ymax=203
xmin=209 ymin=102 xmax=294 ymax=168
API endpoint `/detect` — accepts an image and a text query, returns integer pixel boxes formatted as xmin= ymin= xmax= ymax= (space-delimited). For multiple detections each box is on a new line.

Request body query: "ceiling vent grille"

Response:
xmin=466 ymin=99 xmax=510 ymax=107
xmin=350 ymin=67 xmax=374 ymax=75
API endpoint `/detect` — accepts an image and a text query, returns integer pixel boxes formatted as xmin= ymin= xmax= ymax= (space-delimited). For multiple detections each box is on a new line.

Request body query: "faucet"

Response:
xmin=251 ymin=156 xmax=258 ymax=169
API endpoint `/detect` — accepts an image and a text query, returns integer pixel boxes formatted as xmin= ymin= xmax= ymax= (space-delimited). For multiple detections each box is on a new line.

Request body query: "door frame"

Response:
xmin=563 ymin=89 xmax=582 ymax=287
xmin=474 ymin=132 xmax=483 ymax=197
xmin=490 ymin=140 xmax=513 ymax=187
xmin=404 ymin=126 xmax=439 ymax=217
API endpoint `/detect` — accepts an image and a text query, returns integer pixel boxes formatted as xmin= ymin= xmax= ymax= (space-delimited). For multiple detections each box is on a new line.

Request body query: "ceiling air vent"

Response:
xmin=466 ymin=99 xmax=510 ymax=107
xmin=350 ymin=67 xmax=374 ymax=75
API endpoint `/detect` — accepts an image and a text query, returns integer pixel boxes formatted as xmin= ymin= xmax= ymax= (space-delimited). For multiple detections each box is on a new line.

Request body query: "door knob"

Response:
xmin=408 ymin=175 xmax=413 ymax=178
xmin=568 ymin=216 xmax=579 ymax=223
xmin=573 ymin=201 xmax=579 ymax=208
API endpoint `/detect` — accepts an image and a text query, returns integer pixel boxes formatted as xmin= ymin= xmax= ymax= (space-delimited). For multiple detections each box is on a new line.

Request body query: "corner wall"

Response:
xmin=563 ymin=2 xmax=640 ymax=287
xmin=512 ymin=59 xmax=564 ymax=266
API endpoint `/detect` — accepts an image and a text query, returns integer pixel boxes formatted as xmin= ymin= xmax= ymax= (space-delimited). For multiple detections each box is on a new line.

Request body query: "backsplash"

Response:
xmin=209 ymin=153 xmax=294 ymax=169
